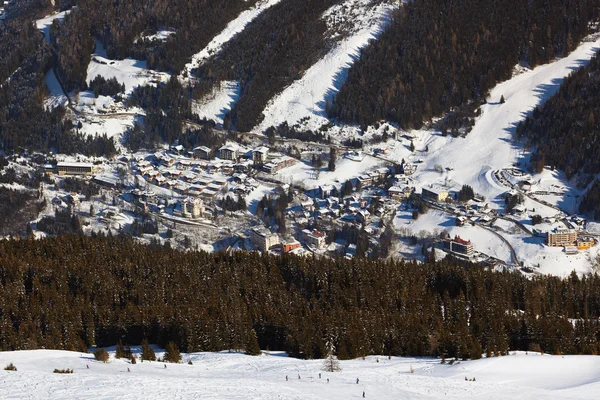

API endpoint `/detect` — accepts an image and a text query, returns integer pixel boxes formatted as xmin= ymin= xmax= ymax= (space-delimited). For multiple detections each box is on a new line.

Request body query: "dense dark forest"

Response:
xmin=194 ymin=0 xmax=342 ymax=131
xmin=0 ymin=17 xmax=116 ymax=157
xmin=580 ymin=180 xmax=600 ymax=219
xmin=125 ymin=76 xmax=223 ymax=151
xmin=1 ymin=236 xmax=599 ymax=358
xmin=331 ymin=0 xmax=598 ymax=129
xmin=516 ymin=52 xmax=600 ymax=178
xmin=47 ymin=0 xmax=259 ymax=87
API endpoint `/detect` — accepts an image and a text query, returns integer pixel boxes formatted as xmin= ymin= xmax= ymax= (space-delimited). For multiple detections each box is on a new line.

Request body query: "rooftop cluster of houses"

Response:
xmin=191 ymin=143 xmax=297 ymax=175
xmin=249 ymin=226 xmax=312 ymax=256
xmin=135 ymin=153 xmax=260 ymax=201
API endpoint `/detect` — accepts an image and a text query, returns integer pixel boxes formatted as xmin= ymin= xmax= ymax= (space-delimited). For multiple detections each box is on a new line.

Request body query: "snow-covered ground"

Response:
xmin=1 ymin=349 xmax=599 ymax=399
xmin=182 ymin=0 xmax=284 ymax=77
xmin=277 ymin=154 xmax=384 ymax=190
xmin=87 ymin=40 xmax=171 ymax=95
xmin=397 ymin=209 xmax=513 ymax=263
xmin=35 ymin=10 xmax=70 ymax=42
xmin=377 ymin=35 xmax=600 ymax=202
xmin=255 ymin=0 xmax=396 ymax=132
xmin=43 ymin=70 xmax=68 ymax=109
xmin=193 ymin=81 xmax=240 ymax=125
xmin=136 ymin=29 xmax=175 ymax=43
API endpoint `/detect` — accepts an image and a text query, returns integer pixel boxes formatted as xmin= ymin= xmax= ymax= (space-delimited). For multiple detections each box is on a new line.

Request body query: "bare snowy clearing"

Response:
xmin=0 ymin=349 xmax=598 ymax=399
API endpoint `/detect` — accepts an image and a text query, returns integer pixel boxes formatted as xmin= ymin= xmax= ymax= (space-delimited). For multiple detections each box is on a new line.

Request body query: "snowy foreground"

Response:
xmin=1 ymin=349 xmax=599 ymax=399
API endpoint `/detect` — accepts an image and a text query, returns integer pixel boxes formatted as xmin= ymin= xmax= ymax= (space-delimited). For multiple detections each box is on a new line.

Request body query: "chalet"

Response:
xmin=212 ymin=176 xmax=228 ymax=186
xmin=153 ymin=175 xmax=167 ymax=186
xmin=219 ymin=144 xmax=239 ymax=161
xmin=164 ymin=169 xmax=182 ymax=179
xmin=200 ymin=188 xmax=219 ymax=199
xmin=301 ymin=200 xmax=315 ymax=212
xmin=252 ymin=146 xmax=269 ymax=164
xmin=319 ymin=184 xmax=336 ymax=199
xmin=263 ymin=156 xmax=297 ymax=174
xmin=388 ymin=185 xmax=412 ymax=200
xmin=93 ymin=175 xmax=119 ymax=188
xmin=171 ymin=144 xmax=184 ymax=154
xmin=232 ymin=173 xmax=247 ymax=184
xmin=302 ymin=229 xmax=326 ymax=249
xmin=357 ymin=174 xmax=373 ymax=188
xmin=356 ymin=209 xmax=371 ymax=224
xmin=183 ymin=172 xmax=197 ymax=182
xmin=174 ymin=182 xmax=190 ymax=194
xmin=192 ymin=146 xmax=211 ymax=160
xmin=421 ymin=186 xmax=449 ymax=203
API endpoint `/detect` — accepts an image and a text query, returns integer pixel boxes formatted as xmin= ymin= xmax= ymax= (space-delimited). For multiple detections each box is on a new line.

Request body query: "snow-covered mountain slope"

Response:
xmin=1 ymin=349 xmax=598 ymax=399
xmin=255 ymin=0 xmax=396 ymax=132
xmin=193 ymin=81 xmax=240 ymax=125
xmin=182 ymin=0 xmax=284 ymax=77
xmin=406 ymin=36 xmax=600 ymax=198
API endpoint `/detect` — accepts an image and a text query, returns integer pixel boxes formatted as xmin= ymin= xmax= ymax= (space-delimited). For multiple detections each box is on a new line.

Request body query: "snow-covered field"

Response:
xmin=87 ymin=40 xmax=171 ymax=95
xmin=1 ymin=349 xmax=599 ymax=399
xmin=277 ymin=154 xmax=384 ymax=190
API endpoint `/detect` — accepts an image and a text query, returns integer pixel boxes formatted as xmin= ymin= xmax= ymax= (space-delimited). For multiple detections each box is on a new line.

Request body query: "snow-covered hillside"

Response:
xmin=182 ymin=0 xmax=284 ymax=77
xmin=255 ymin=0 xmax=396 ymax=132
xmin=1 ymin=349 xmax=599 ymax=399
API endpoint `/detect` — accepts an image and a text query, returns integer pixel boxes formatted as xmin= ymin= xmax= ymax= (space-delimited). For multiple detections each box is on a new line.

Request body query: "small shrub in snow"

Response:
xmin=94 ymin=349 xmax=109 ymax=363
xmin=53 ymin=368 xmax=74 ymax=374
xmin=4 ymin=363 xmax=17 ymax=371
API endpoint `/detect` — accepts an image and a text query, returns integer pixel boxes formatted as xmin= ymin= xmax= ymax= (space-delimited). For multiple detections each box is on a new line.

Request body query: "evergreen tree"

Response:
xmin=141 ymin=339 xmax=156 ymax=361
xmin=164 ymin=342 xmax=181 ymax=363
xmin=328 ymin=147 xmax=337 ymax=171
xmin=245 ymin=329 xmax=261 ymax=356
xmin=322 ymin=339 xmax=341 ymax=372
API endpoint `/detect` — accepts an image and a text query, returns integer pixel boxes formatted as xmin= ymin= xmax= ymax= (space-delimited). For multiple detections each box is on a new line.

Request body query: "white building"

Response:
xmin=250 ymin=227 xmax=280 ymax=251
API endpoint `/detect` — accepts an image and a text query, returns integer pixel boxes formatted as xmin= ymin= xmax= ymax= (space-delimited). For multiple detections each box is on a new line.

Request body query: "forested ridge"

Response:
xmin=517 ymin=51 xmax=600 ymax=178
xmin=48 ymin=0 xmax=260 ymax=86
xmin=331 ymin=0 xmax=598 ymax=129
xmin=1 ymin=236 xmax=600 ymax=359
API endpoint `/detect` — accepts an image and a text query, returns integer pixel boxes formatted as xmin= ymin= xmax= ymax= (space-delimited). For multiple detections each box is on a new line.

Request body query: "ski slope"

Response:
xmin=256 ymin=0 xmax=396 ymax=132
xmin=405 ymin=36 xmax=600 ymax=198
xmin=182 ymin=0 xmax=284 ymax=77
xmin=1 ymin=349 xmax=599 ymax=399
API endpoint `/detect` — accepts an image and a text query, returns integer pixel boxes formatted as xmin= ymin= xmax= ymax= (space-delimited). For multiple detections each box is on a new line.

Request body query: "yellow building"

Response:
xmin=576 ymin=239 xmax=594 ymax=250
